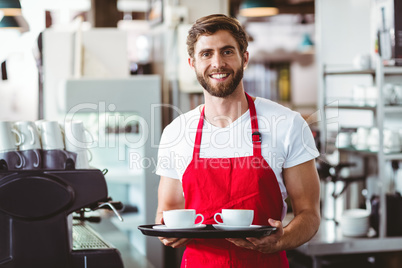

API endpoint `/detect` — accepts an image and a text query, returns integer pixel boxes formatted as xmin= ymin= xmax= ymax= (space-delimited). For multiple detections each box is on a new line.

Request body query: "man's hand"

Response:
xmin=156 ymin=176 xmax=191 ymax=248
xmin=226 ymin=160 xmax=321 ymax=253
xmin=156 ymin=216 xmax=192 ymax=248
xmin=225 ymin=218 xmax=284 ymax=254
xmin=158 ymin=236 xmax=192 ymax=248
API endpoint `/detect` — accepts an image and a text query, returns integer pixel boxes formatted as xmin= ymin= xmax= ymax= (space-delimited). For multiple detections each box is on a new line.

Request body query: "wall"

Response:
xmin=316 ymin=0 xmax=372 ymax=129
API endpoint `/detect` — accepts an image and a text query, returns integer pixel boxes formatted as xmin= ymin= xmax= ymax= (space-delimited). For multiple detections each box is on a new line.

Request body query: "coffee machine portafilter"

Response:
xmin=316 ymin=157 xmax=365 ymax=224
xmin=0 ymin=160 xmax=125 ymax=268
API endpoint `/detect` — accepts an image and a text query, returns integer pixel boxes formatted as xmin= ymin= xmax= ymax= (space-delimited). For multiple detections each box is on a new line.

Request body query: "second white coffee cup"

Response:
xmin=214 ymin=209 xmax=254 ymax=226
xmin=14 ymin=121 xmax=42 ymax=151
xmin=38 ymin=121 xmax=65 ymax=150
xmin=163 ymin=209 xmax=204 ymax=228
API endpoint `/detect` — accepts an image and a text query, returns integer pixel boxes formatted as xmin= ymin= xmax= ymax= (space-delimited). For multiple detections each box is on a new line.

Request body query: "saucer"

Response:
xmin=212 ymin=224 xmax=263 ymax=231
xmin=153 ymin=224 xmax=206 ymax=230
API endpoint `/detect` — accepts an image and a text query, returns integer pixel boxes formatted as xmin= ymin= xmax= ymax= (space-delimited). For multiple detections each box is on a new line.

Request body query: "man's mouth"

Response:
xmin=210 ymin=73 xmax=229 ymax=79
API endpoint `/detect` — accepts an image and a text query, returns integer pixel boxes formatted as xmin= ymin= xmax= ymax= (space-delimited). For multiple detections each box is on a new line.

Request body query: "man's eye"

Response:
xmin=202 ymin=52 xmax=210 ymax=57
xmin=223 ymin=50 xmax=233 ymax=55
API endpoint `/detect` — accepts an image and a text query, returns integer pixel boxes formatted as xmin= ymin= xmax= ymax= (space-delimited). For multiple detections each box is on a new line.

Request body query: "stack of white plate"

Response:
xmin=340 ymin=209 xmax=371 ymax=237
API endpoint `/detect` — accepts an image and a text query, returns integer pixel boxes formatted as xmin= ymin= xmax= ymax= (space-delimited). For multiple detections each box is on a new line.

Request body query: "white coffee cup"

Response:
xmin=336 ymin=132 xmax=353 ymax=148
xmin=64 ymin=120 xmax=94 ymax=151
xmin=353 ymin=127 xmax=370 ymax=150
xmin=64 ymin=120 xmax=93 ymax=169
xmin=394 ymin=84 xmax=402 ymax=105
xmin=0 ymin=121 xmax=22 ymax=152
xmin=38 ymin=121 xmax=65 ymax=150
xmin=367 ymin=127 xmax=379 ymax=152
xmin=353 ymin=85 xmax=366 ymax=106
xmin=163 ymin=209 xmax=204 ymax=228
xmin=214 ymin=209 xmax=254 ymax=226
xmin=74 ymin=149 xmax=93 ymax=169
xmin=384 ymin=84 xmax=398 ymax=105
xmin=384 ymin=129 xmax=401 ymax=153
xmin=353 ymin=53 xmax=371 ymax=70
xmin=365 ymin=86 xmax=377 ymax=106
xmin=14 ymin=121 xmax=42 ymax=151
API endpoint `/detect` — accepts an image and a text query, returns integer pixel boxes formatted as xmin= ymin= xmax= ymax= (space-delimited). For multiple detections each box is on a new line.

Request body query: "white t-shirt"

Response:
xmin=156 ymin=97 xmax=319 ymax=215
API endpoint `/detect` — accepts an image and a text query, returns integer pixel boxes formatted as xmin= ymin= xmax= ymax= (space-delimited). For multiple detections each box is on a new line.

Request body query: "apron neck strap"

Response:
xmin=246 ymin=93 xmax=262 ymax=157
xmin=193 ymin=93 xmax=261 ymax=158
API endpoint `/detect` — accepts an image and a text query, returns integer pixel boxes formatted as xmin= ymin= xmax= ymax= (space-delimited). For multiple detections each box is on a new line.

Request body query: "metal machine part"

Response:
xmin=0 ymin=167 xmax=124 ymax=268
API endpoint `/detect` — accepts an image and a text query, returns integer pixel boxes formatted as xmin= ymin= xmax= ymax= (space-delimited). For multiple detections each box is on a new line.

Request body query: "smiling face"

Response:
xmin=189 ymin=30 xmax=249 ymax=98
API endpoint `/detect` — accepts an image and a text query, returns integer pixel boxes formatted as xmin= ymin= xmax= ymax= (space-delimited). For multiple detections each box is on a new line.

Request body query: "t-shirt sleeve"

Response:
xmin=155 ymin=125 xmax=181 ymax=180
xmin=283 ymin=113 xmax=319 ymax=168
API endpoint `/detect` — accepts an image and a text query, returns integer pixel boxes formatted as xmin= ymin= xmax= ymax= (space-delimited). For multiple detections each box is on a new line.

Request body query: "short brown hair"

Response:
xmin=186 ymin=14 xmax=248 ymax=59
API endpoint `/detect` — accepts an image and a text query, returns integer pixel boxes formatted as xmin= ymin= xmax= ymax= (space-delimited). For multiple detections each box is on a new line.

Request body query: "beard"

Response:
xmin=195 ymin=62 xmax=244 ymax=98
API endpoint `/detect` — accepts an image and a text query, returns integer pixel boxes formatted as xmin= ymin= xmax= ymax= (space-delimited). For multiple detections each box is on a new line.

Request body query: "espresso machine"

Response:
xmin=0 ymin=159 xmax=124 ymax=268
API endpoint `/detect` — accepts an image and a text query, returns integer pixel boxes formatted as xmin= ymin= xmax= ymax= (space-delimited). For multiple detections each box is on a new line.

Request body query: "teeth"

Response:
xmin=211 ymin=73 xmax=228 ymax=79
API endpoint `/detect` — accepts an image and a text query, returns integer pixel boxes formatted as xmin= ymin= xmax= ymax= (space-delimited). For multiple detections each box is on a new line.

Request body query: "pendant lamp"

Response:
xmin=239 ymin=0 xmax=279 ymax=17
xmin=0 ymin=15 xmax=19 ymax=29
xmin=0 ymin=0 xmax=21 ymax=16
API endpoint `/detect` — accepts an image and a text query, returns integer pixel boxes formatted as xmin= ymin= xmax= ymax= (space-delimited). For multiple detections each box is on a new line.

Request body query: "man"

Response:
xmin=155 ymin=14 xmax=320 ymax=267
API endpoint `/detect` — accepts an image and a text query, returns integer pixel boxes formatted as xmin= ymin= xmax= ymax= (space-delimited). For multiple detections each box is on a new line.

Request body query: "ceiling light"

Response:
xmin=239 ymin=0 xmax=279 ymax=17
xmin=0 ymin=0 xmax=21 ymax=16
xmin=0 ymin=15 xmax=19 ymax=28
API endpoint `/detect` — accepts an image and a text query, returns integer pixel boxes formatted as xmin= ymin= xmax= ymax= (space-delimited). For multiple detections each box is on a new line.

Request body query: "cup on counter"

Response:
xmin=64 ymin=120 xmax=94 ymax=151
xmin=352 ymin=85 xmax=367 ymax=106
xmin=394 ymin=84 xmax=402 ymax=105
xmin=163 ymin=209 xmax=204 ymax=228
xmin=384 ymin=129 xmax=401 ymax=153
xmin=367 ymin=128 xmax=379 ymax=152
xmin=352 ymin=127 xmax=370 ymax=150
xmin=214 ymin=209 xmax=254 ymax=226
xmin=14 ymin=121 xmax=42 ymax=151
xmin=353 ymin=53 xmax=371 ymax=70
xmin=38 ymin=121 xmax=65 ymax=150
xmin=64 ymin=120 xmax=94 ymax=169
xmin=0 ymin=121 xmax=22 ymax=152
xmin=365 ymin=86 xmax=377 ymax=107
xmin=336 ymin=131 xmax=354 ymax=148
xmin=384 ymin=84 xmax=398 ymax=105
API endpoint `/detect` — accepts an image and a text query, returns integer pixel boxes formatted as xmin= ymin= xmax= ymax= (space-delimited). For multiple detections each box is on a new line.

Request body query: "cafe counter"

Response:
xmin=286 ymin=217 xmax=402 ymax=268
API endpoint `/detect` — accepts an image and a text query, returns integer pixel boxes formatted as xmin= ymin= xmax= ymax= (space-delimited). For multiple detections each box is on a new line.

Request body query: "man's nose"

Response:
xmin=211 ymin=54 xmax=225 ymax=68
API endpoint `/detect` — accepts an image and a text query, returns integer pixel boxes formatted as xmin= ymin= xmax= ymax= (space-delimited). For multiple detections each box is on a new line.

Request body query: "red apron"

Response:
xmin=181 ymin=93 xmax=289 ymax=268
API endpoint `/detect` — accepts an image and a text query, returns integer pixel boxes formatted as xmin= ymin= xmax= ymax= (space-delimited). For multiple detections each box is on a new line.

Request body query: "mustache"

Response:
xmin=208 ymin=68 xmax=232 ymax=75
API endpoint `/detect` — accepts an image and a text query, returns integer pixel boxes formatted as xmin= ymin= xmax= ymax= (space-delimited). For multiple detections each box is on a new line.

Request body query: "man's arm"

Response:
xmin=155 ymin=176 xmax=191 ymax=248
xmin=226 ymin=159 xmax=320 ymax=253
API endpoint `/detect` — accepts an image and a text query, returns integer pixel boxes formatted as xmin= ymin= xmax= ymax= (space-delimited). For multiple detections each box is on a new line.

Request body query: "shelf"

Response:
xmin=324 ymin=66 xmax=402 ymax=76
xmin=338 ymin=147 xmax=402 ymax=160
xmin=384 ymin=105 xmax=402 ymax=113
xmin=384 ymin=153 xmax=402 ymax=161
xmin=324 ymin=104 xmax=402 ymax=112
xmin=383 ymin=66 xmax=402 ymax=75
xmin=324 ymin=69 xmax=375 ymax=76
xmin=338 ymin=147 xmax=377 ymax=157
xmin=325 ymin=104 xmax=376 ymax=111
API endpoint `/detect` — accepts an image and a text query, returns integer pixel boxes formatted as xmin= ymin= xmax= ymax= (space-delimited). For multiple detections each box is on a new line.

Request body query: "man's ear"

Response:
xmin=188 ymin=57 xmax=195 ymax=70
xmin=243 ymin=51 xmax=249 ymax=70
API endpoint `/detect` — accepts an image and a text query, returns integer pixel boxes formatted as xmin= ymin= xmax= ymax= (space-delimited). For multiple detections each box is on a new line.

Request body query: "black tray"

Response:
xmin=137 ymin=224 xmax=276 ymax=238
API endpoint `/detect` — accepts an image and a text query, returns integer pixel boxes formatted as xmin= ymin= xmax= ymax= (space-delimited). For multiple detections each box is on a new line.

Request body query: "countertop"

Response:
xmin=88 ymin=217 xmax=155 ymax=268
xmin=289 ymin=216 xmax=402 ymax=256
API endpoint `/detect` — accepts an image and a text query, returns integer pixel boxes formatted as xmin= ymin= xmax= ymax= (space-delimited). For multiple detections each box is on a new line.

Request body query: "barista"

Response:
xmin=155 ymin=14 xmax=320 ymax=267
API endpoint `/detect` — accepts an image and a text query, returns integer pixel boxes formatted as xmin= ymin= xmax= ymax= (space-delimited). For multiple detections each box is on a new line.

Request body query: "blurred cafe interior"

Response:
xmin=0 ymin=0 xmax=402 ymax=267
